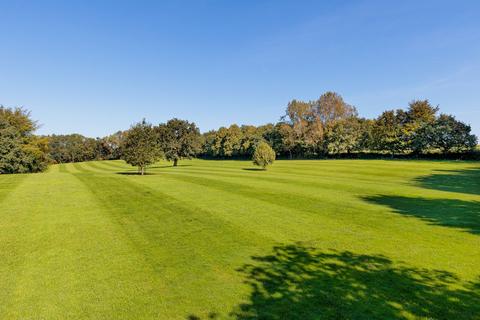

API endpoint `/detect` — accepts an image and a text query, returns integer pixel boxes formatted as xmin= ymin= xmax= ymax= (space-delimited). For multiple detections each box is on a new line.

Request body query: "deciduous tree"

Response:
xmin=324 ymin=117 xmax=362 ymax=155
xmin=415 ymin=114 xmax=477 ymax=154
xmin=313 ymin=91 xmax=357 ymax=126
xmin=156 ymin=118 xmax=201 ymax=166
xmin=372 ymin=110 xmax=408 ymax=156
xmin=0 ymin=106 xmax=49 ymax=174
xmin=121 ymin=120 xmax=162 ymax=175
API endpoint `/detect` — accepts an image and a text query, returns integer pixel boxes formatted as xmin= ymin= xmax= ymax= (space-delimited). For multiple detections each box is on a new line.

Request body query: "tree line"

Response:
xmin=120 ymin=118 xmax=201 ymax=174
xmin=202 ymin=93 xmax=477 ymax=159
xmin=47 ymin=131 xmax=124 ymax=163
xmin=1 ymin=92 xmax=478 ymax=174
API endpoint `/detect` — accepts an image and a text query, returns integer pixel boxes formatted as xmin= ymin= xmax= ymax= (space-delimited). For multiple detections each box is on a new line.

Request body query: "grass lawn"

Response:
xmin=0 ymin=159 xmax=479 ymax=319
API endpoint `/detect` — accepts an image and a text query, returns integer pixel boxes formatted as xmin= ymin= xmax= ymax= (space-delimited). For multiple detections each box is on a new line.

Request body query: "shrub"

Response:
xmin=253 ymin=141 xmax=275 ymax=170
xmin=0 ymin=107 xmax=49 ymax=174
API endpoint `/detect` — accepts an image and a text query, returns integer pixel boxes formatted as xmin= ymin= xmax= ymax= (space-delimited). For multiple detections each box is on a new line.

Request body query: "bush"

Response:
xmin=0 ymin=107 xmax=49 ymax=174
xmin=253 ymin=141 xmax=275 ymax=170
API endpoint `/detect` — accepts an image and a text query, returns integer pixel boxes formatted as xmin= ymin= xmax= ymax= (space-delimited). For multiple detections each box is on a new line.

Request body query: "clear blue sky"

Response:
xmin=1 ymin=0 xmax=479 ymax=137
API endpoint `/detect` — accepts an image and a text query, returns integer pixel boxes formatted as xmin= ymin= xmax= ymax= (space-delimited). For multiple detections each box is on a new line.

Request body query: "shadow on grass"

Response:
xmin=364 ymin=195 xmax=480 ymax=235
xmin=115 ymin=164 xmax=193 ymax=174
xmin=115 ymin=172 xmax=159 ymax=176
xmin=415 ymin=168 xmax=480 ymax=195
xmin=242 ymin=168 xmax=266 ymax=171
xmin=149 ymin=164 xmax=193 ymax=169
xmin=188 ymin=244 xmax=480 ymax=320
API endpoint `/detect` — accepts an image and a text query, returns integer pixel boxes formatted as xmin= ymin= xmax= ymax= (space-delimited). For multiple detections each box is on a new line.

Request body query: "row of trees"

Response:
xmin=47 ymin=132 xmax=124 ymax=163
xmin=201 ymin=93 xmax=477 ymax=158
xmin=202 ymin=124 xmax=275 ymax=158
xmin=0 ymin=106 xmax=202 ymax=174
xmin=121 ymin=119 xmax=201 ymax=174
xmin=1 ymin=93 xmax=478 ymax=174
xmin=122 ymin=119 xmax=277 ymax=173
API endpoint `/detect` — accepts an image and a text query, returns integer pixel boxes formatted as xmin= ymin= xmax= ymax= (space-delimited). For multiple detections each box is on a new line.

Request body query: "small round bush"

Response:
xmin=252 ymin=141 xmax=276 ymax=170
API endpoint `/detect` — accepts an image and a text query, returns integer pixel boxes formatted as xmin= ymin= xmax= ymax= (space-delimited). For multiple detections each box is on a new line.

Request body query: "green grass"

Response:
xmin=1 ymin=159 xmax=479 ymax=319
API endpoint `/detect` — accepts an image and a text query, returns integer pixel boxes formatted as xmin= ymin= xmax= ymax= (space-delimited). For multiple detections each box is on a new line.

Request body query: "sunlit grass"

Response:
xmin=0 ymin=159 xmax=479 ymax=319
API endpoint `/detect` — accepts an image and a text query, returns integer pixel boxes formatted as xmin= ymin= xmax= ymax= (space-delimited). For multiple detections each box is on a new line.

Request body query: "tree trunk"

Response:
xmin=443 ymin=148 xmax=449 ymax=159
xmin=173 ymin=159 xmax=178 ymax=167
xmin=140 ymin=166 xmax=145 ymax=175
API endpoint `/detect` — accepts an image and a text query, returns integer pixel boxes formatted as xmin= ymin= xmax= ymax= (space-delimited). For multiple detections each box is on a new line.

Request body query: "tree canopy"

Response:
xmin=1 ymin=92 xmax=478 ymax=175
xmin=121 ymin=120 xmax=162 ymax=175
xmin=156 ymin=118 xmax=201 ymax=166
xmin=0 ymin=106 xmax=49 ymax=174
xmin=200 ymin=95 xmax=477 ymax=159
xmin=253 ymin=141 xmax=276 ymax=169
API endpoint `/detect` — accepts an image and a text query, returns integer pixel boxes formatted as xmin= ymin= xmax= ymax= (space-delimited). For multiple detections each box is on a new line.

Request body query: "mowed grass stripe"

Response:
xmin=104 ymin=161 xmax=397 ymax=262
xmin=158 ymin=166 xmax=453 ymax=217
xmin=121 ymin=161 xmax=480 ymax=276
xmin=71 ymin=164 xmax=278 ymax=317
xmin=93 ymin=160 xmax=131 ymax=171
xmin=0 ymin=174 xmax=28 ymax=204
xmin=86 ymin=159 xmax=480 ymax=250
xmin=193 ymin=158 xmax=467 ymax=179
xmin=158 ymin=165 xmax=422 ymax=200
xmin=73 ymin=164 xmax=273 ymax=253
xmin=0 ymin=169 xmax=173 ymax=319
xmin=76 ymin=161 xmax=282 ymax=247
xmin=89 ymin=159 xmax=479 ymax=197
xmin=146 ymin=159 xmax=479 ymax=200
xmin=176 ymin=160 xmax=417 ymax=183
xmin=84 ymin=159 xmax=480 ymax=244
xmin=2 ymin=159 xmax=479 ymax=319
xmin=78 ymin=159 xmax=480 ymax=206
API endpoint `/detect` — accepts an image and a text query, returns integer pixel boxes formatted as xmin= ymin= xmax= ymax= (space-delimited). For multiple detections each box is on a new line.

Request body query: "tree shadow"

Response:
xmin=115 ymin=172 xmax=159 ymax=176
xmin=242 ymin=168 xmax=266 ymax=171
xmin=414 ymin=168 xmax=480 ymax=195
xmin=115 ymin=165 xmax=193 ymax=173
xmin=364 ymin=195 xmax=480 ymax=235
xmin=149 ymin=164 xmax=193 ymax=169
xmin=188 ymin=244 xmax=480 ymax=319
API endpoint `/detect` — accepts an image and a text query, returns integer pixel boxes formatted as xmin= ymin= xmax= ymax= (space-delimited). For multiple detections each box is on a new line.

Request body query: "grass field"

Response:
xmin=0 ymin=159 xmax=479 ymax=319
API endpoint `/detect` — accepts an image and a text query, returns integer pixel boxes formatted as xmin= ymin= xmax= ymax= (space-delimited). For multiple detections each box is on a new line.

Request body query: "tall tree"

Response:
xmin=0 ymin=106 xmax=49 ymax=174
xmin=198 ymin=94 xmax=477 ymax=159
xmin=0 ymin=106 xmax=37 ymax=137
xmin=313 ymin=92 xmax=357 ymax=126
xmin=223 ymin=125 xmax=243 ymax=157
xmin=284 ymin=99 xmax=323 ymax=156
xmin=204 ymin=125 xmax=244 ymax=158
xmin=121 ymin=120 xmax=162 ymax=175
xmin=372 ymin=110 xmax=408 ymax=156
xmin=356 ymin=118 xmax=375 ymax=152
xmin=156 ymin=118 xmax=201 ymax=166
xmin=239 ymin=125 xmax=262 ymax=156
xmin=270 ymin=123 xmax=296 ymax=159
xmin=407 ymin=100 xmax=438 ymax=124
xmin=48 ymin=134 xmax=98 ymax=163
xmin=323 ymin=117 xmax=362 ymax=155
xmin=415 ymin=114 xmax=477 ymax=154
xmin=201 ymin=130 xmax=218 ymax=157
xmin=406 ymin=100 xmax=439 ymax=153
xmin=0 ymin=118 xmax=26 ymax=173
